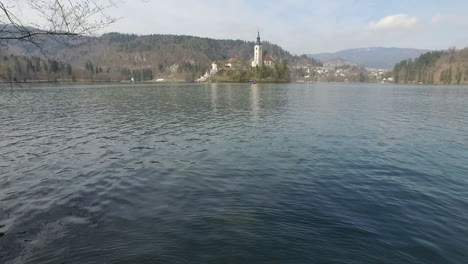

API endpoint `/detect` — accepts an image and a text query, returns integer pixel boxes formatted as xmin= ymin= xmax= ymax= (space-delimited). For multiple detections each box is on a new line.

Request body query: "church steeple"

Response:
xmin=252 ymin=30 xmax=263 ymax=67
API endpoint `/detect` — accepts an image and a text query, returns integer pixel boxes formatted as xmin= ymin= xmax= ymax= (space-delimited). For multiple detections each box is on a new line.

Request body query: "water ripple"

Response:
xmin=0 ymin=83 xmax=467 ymax=264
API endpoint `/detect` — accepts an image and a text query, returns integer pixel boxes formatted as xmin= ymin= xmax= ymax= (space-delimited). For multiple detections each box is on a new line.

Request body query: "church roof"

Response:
xmin=264 ymin=53 xmax=274 ymax=62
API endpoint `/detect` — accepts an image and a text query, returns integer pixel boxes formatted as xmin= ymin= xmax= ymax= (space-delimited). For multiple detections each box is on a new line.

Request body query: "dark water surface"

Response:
xmin=1 ymin=83 xmax=467 ymax=264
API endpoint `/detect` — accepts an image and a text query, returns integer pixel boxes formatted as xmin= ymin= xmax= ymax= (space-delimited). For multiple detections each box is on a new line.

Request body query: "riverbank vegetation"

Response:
xmin=393 ymin=48 xmax=468 ymax=85
xmin=0 ymin=54 xmax=74 ymax=83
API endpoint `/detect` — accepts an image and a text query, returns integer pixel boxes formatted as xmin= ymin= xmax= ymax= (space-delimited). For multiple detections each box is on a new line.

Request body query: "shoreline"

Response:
xmin=1 ymin=80 xmax=466 ymax=86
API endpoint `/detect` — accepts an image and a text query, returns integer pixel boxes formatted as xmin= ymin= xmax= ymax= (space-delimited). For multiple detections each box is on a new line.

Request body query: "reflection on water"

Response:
xmin=0 ymin=83 xmax=468 ymax=264
xmin=210 ymin=84 xmax=218 ymax=110
xmin=250 ymin=84 xmax=260 ymax=121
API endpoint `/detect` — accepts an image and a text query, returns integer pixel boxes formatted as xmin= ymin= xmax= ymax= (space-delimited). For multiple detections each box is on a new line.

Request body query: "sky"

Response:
xmin=19 ymin=0 xmax=468 ymax=55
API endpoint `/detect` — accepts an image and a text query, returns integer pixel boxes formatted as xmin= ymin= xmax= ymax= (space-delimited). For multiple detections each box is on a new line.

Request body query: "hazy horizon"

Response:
xmin=14 ymin=0 xmax=468 ymax=55
xmin=104 ymin=0 xmax=467 ymax=54
xmin=97 ymin=30 xmax=435 ymax=55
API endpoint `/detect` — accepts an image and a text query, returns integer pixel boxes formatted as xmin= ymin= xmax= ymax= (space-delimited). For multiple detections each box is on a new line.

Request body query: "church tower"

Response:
xmin=252 ymin=30 xmax=263 ymax=67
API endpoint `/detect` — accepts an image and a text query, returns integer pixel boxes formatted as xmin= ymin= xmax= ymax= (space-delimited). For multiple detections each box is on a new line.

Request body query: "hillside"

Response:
xmin=309 ymin=47 xmax=429 ymax=69
xmin=393 ymin=48 xmax=468 ymax=85
xmin=0 ymin=32 xmax=321 ymax=82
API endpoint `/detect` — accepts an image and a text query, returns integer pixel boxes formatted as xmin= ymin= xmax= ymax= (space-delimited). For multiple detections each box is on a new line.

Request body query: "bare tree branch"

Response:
xmin=0 ymin=0 xmax=118 ymax=44
xmin=0 ymin=30 xmax=77 ymax=40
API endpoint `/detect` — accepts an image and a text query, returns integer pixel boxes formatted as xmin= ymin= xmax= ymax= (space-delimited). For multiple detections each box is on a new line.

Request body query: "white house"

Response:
xmin=210 ymin=62 xmax=218 ymax=75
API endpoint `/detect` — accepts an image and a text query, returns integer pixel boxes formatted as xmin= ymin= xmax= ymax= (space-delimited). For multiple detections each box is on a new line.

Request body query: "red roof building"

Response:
xmin=263 ymin=53 xmax=275 ymax=66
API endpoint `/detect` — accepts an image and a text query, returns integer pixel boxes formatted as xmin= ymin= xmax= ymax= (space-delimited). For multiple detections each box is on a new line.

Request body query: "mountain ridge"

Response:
xmin=309 ymin=47 xmax=430 ymax=69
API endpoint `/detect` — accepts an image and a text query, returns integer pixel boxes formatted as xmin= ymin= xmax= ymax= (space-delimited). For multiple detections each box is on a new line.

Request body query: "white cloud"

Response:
xmin=368 ymin=14 xmax=418 ymax=30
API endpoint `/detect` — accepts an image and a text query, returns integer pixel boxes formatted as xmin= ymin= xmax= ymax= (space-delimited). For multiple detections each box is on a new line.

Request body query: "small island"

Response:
xmin=196 ymin=32 xmax=291 ymax=83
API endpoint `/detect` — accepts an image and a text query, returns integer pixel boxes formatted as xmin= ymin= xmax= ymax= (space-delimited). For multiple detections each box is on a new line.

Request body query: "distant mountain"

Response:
xmin=309 ymin=47 xmax=430 ymax=69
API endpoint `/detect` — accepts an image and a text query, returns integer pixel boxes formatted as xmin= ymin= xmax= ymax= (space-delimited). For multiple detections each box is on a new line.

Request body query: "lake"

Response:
xmin=1 ymin=83 xmax=467 ymax=264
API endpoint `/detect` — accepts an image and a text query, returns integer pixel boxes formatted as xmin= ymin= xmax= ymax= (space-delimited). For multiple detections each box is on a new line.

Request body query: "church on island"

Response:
xmin=251 ymin=31 xmax=275 ymax=68
xmin=196 ymin=30 xmax=276 ymax=82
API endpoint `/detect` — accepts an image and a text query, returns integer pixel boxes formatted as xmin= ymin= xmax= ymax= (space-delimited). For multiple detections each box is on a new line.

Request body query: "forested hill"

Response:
xmin=393 ymin=48 xmax=468 ymax=85
xmin=0 ymin=32 xmax=321 ymax=82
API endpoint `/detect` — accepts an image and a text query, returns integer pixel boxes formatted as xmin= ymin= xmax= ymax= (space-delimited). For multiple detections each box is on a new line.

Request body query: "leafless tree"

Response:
xmin=0 ymin=0 xmax=117 ymax=44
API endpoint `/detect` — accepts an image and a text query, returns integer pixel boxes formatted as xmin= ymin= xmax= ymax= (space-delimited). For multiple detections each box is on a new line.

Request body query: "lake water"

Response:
xmin=1 ymin=83 xmax=467 ymax=264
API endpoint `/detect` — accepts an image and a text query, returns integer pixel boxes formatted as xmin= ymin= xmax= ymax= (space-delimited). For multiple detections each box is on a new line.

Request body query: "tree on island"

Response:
xmin=210 ymin=60 xmax=291 ymax=83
